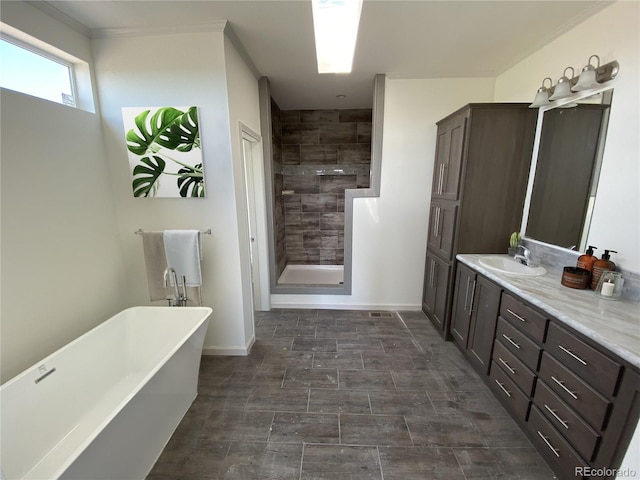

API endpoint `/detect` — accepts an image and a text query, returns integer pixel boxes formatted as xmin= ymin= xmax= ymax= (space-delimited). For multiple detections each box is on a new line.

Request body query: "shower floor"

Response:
xmin=278 ymin=264 xmax=344 ymax=285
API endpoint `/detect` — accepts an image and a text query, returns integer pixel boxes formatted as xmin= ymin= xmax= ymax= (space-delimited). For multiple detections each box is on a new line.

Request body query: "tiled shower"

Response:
xmin=270 ymin=100 xmax=372 ymax=283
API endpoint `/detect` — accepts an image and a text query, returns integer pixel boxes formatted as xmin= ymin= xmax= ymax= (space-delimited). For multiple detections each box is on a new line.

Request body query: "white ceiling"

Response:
xmin=40 ymin=0 xmax=611 ymax=110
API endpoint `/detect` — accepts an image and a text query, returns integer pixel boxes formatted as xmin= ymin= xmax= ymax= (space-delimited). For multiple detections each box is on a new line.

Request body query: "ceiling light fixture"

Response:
xmin=529 ymin=54 xmax=620 ymax=108
xmin=311 ymin=0 xmax=363 ymax=74
xmin=548 ymin=66 xmax=575 ymax=101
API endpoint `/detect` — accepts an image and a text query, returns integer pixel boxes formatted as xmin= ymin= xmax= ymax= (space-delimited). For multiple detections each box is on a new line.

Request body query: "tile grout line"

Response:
xmin=403 ymin=415 xmax=416 ymax=447
xmin=396 ymin=311 xmax=426 ymax=354
xmin=299 ymin=443 xmax=305 ymax=480
xmin=376 ymin=445 xmax=385 ymax=480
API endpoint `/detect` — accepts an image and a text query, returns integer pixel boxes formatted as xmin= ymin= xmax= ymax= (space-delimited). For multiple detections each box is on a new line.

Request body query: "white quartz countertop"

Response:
xmin=457 ymin=254 xmax=640 ymax=370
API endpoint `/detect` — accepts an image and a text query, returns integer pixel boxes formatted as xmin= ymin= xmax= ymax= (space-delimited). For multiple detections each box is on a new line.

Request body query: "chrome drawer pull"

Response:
xmin=544 ymin=404 xmax=570 ymax=429
xmin=558 ymin=345 xmax=588 ymax=366
xmin=502 ymin=334 xmax=520 ymax=349
xmin=494 ymin=379 xmax=511 ymax=397
xmin=506 ymin=308 xmax=526 ymax=323
xmin=498 ymin=357 xmax=516 ymax=375
xmin=537 ymin=431 xmax=561 ymax=458
xmin=551 ymin=376 xmax=578 ymax=400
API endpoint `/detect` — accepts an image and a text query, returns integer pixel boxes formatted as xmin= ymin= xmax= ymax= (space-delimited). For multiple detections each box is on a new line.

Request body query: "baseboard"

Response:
xmin=202 ymin=346 xmax=248 ymax=356
xmin=268 ymin=301 xmax=422 ymax=311
xmin=202 ymin=334 xmax=255 ymax=356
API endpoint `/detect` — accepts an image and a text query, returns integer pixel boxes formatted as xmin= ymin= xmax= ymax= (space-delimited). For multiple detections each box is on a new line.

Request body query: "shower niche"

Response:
xmin=267 ymin=99 xmax=373 ymax=290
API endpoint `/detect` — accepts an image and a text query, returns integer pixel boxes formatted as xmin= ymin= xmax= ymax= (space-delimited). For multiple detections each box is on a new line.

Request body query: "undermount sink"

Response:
xmin=479 ymin=255 xmax=547 ymax=277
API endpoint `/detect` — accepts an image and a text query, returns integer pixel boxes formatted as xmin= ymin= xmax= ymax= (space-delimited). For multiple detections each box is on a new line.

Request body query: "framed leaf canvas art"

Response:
xmin=122 ymin=106 xmax=206 ymax=197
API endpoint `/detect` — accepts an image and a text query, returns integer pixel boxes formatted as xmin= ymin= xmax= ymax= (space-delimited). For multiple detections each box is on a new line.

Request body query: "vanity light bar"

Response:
xmin=530 ymin=56 xmax=620 ymax=108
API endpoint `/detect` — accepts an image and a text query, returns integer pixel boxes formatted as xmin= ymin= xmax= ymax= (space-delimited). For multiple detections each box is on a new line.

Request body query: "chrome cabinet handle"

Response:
xmin=432 ymin=261 xmax=438 ymax=287
xmin=437 ymin=163 xmax=445 ymax=194
xmin=551 ymin=375 xmax=578 ymax=400
xmin=498 ymin=357 xmax=516 ymax=375
xmin=429 ymin=259 xmax=435 ymax=288
xmin=502 ymin=334 xmax=520 ymax=349
xmin=434 ymin=207 xmax=440 ymax=238
xmin=537 ymin=431 xmax=560 ymax=458
xmin=544 ymin=404 xmax=570 ymax=429
xmin=494 ymin=379 xmax=511 ymax=397
xmin=506 ymin=308 xmax=526 ymax=323
xmin=558 ymin=345 xmax=588 ymax=366
xmin=468 ymin=280 xmax=477 ymax=313
xmin=464 ymin=277 xmax=471 ymax=311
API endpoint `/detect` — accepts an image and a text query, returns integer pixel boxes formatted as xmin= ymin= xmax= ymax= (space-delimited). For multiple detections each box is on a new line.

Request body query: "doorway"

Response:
xmin=240 ymin=123 xmax=270 ymax=311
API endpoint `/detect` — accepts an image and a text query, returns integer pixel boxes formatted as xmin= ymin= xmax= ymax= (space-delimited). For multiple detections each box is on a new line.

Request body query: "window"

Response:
xmin=1 ymin=36 xmax=76 ymax=107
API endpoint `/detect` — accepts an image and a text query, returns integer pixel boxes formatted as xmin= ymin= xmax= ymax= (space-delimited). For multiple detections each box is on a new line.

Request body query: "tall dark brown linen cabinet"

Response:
xmin=422 ymin=104 xmax=538 ymax=337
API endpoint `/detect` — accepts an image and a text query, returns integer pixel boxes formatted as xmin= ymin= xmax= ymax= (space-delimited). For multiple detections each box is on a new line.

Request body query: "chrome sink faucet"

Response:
xmin=513 ymin=246 xmax=537 ymax=267
xmin=163 ymin=266 xmax=188 ymax=306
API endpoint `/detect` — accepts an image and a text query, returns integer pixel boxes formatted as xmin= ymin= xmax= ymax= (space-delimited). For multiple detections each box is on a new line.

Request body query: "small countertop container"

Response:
xmin=561 ymin=266 xmax=591 ymax=289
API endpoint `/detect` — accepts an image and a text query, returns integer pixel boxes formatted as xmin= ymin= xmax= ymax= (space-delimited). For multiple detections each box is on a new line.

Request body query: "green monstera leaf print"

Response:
xmin=170 ymin=107 xmax=200 ymax=152
xmin=132 ymin=156 xmax=166 ymax=197
xmin=125 ymin=106 xmax=205 ymax=198
xmin=177 ymin=164 xmax=205 ymax=197
xmin=126 ymin=107 xmax=185 ymax=155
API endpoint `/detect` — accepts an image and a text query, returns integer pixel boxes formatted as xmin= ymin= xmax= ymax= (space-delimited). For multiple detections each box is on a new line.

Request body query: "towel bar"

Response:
xmin=135 ymin=229 xmax=212 ymax=235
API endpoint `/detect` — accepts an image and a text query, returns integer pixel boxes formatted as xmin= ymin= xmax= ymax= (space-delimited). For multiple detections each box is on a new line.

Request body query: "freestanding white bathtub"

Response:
xmin=0 ymin=306 xmax=212 ymax=480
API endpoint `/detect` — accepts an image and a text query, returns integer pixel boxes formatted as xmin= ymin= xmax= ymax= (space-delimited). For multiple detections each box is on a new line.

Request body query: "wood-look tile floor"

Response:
xmin=147 ymin=309 xmax=556 ymax=479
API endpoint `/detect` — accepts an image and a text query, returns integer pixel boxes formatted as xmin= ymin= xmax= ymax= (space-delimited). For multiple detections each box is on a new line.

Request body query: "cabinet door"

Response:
xmin=422 ymin=251 xmax=451 ymax=332
xmin=467 ymin=275 xmax=501 ymax=374
xmin=450 ymin=263 xmax=475 ymax=348
xmin=427 ymin=201 xmax=457 ymax=260
xmin=432 ymin=113 xmax=466 ymax=201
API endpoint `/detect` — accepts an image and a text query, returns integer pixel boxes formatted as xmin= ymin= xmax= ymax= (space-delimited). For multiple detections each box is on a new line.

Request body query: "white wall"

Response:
xmin=0 ymin=3 xmax=128 ymax=382
xmin=222 ymin=33 xmax=263 ymax=349
xmin=494 ymin=1 xmax=640 ymax=273
xmin=92 ymin=29 xmax=256 ymax=354
xmin=271 ymin=77 xmax=495 ymax=309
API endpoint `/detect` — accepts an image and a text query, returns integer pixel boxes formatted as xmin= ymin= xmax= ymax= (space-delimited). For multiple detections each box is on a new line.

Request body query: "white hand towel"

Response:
xmin=141 ymin=231 xmax=169 ymax=301
xmin=163 ymin=230 xmax=202 ymax=287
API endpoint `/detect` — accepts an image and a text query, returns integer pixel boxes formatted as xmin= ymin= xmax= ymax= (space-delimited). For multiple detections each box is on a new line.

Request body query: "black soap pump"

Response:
xmin=577 ymin=245 xmax=598 ymax=272
xmin=590 ymin=249 xmax=618 ymax=290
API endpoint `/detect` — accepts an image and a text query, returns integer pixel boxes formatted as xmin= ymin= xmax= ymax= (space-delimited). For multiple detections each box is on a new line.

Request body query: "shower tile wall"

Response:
xmin=279 ymin=108 xmax=372 ymax=265
xmin=271 ymin=99 xmax=287 ymax=278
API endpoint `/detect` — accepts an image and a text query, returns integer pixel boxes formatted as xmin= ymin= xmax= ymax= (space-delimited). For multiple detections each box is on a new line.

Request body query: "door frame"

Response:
xmin=239 ymin=122 xmax=270 ymax=311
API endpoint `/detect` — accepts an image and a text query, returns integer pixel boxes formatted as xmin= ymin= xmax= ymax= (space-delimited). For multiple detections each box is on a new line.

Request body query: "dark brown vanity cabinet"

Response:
xmin=450 ymin=263 xmax=501 ymax=375
xmin=421 ymin=250 xmax=451 ymax=331
xmin=447 ymin=269 xmax=640 ymax=480
xmin=422 ymin=104 xmax=537 ymax=336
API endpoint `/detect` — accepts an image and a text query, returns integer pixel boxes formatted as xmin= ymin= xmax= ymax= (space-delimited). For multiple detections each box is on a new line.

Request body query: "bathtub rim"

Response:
xmin=1 ymin=306 xmax=212 ymax=480
xmin=0 ymin=306 xmax=212 ymax=389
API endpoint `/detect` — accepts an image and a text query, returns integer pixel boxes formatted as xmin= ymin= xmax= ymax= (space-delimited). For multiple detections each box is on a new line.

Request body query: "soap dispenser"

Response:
xmin=577 ymin=245 xmax=598 ymax=272
xmin=590 ymin=249 xmax=618 ymax=290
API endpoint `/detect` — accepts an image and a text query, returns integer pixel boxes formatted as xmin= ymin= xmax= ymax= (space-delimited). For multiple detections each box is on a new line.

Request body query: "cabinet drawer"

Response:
xmin=528 ymin=405 xmax=589 ymax=480
xmin=534 ymin=380 xmax=601 ymax=462
xmin=496 ymin=317 xmax=542 ymax=372
xmin=492 ymin=339 xmax=536 ymax=396
xmin=500 ymin=292 xmax=548 ymax=342
xmin=546 ymin=322 xmax=622 ymax=397
xmin=538 ymin=352 xmax=611 ymax=431
xmin=489 ymin=360 xmax=530 ymax=421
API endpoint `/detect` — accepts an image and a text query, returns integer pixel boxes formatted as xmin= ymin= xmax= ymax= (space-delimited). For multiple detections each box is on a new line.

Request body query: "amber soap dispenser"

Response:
xmin=577 ymin=245 xmax=598 ymax=272
xmin=590 ymin=249 xmax=618 ymax=290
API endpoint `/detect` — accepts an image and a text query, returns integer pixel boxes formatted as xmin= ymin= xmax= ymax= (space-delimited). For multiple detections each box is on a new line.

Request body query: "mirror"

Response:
xmin=522 ymin=89 xmax=612 ymax=251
